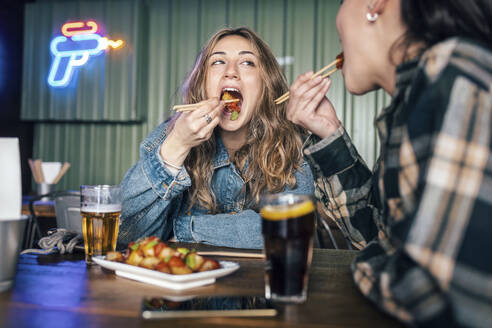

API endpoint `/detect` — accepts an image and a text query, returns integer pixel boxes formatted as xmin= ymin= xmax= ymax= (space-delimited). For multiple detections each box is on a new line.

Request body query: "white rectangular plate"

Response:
xmin=92 ymin=256 xmax=239 ymax=290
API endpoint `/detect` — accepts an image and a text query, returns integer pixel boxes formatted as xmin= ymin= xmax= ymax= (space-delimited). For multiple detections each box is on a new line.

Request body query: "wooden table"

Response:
xmin=21 ymin=201 xmax=56 ymax=218
xmin=0 ymin=247 xmax=403 ymax=328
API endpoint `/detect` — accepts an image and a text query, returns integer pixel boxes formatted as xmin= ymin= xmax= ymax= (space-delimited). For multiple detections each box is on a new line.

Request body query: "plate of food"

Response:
xmin=93 ymin=236 xmax=239 ymax=290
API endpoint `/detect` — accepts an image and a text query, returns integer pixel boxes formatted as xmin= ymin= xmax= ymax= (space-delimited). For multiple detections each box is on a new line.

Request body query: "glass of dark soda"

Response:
xmin=260 ymin=193 xmax=315 ymax=303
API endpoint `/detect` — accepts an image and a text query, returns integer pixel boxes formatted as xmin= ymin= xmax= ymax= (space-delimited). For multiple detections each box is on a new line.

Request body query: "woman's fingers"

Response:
xmin=191 ymin=98 xmax=220 ymax=118
xmin=290 ymin=73 xmax=324 ymax=101
xmin=287 ymin=76 xmax=327 ymax=122
xmin=298 ymin=77 xmax=330 ymax=109
xmin=289 ymin=71 xmax=313 ymax=91
xmin=286 ymin=74 xmax=340 ymax=138
xmin=303 ymin=78 xmax=332 ymax=114
xmin=182 ymin=98 xmax=222 ymax=133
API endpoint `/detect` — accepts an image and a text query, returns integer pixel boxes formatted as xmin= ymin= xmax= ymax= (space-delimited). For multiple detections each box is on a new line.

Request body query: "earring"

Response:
xmin=366 ymin=12 xmax=378 ymax=22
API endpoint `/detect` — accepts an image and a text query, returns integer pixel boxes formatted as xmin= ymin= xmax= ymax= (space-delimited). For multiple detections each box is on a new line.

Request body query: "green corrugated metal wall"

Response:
xmin=22 ymin=0 xmax=145 ymax=122
xmin=27 ymin=0 xmax=391 ymax=190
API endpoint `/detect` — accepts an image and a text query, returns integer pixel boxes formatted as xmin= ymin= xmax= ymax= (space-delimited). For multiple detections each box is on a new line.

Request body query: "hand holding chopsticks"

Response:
xmin=275 ymin=53 xmax=344 ymax=105
xmin=173 ymin=98 xmax=240 ymax=112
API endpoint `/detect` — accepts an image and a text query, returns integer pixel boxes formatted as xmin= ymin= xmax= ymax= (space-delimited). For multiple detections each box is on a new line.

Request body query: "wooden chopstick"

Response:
xmin=28 ymin=158 xmax=40 ymax=184
xmin=33 ymin=159 xmax=45 ymax=183
xmin=52 ymin=162 xmax=71 ymax=184
xmin=173 ymin=99 xmax=240 ymax=112
xmin=197 ymin=251 xmax=265 ymax=259
xmin=274 ymin=56 xmax=343 ymax=105
xmin=320 ymin=67 xmax=338 ymax=79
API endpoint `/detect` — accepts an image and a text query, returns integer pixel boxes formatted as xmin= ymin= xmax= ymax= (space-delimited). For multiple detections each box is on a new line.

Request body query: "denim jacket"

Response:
xmin=118 ymin=120 xmax=314 ymax=249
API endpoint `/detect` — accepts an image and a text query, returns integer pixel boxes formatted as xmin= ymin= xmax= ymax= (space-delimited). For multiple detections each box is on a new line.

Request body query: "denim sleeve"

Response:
xmin=118 ymin=125 xmax=192 ymax=247
xmin=285 ymin=161 xmax=315 ymax=196
xmin=173 ymin=162 xmax=314 ymax=250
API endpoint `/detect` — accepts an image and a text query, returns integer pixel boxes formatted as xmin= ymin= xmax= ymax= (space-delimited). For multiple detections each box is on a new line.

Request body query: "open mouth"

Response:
xmin=220 ymin=88 xmax=243 ymax=120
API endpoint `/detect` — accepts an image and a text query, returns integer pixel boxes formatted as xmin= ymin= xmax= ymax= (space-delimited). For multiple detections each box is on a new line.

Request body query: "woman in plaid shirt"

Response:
xmin=286 ymin=0 xmax=492 ymax=327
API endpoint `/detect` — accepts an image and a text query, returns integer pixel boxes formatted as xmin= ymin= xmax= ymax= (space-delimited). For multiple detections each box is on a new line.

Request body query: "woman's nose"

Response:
xmin=224 ymin=63 xmax=239 ymax=80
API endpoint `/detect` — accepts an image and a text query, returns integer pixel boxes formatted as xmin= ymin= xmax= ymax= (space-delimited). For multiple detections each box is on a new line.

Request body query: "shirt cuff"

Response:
xmin=173 ymin=214 xmax=195 ymax=243
xmin=304 ymin=126 xmax=358 ymax=177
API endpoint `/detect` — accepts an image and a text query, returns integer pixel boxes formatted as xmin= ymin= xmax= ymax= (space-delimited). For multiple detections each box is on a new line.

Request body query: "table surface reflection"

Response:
xmin=0 ymin=245 xmax=403 ymax=328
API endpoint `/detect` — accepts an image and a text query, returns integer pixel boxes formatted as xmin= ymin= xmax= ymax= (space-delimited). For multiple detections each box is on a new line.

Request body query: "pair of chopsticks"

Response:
xmin=197 ymin=251 xmax=265 ymax=259
xmin=173 ymin=99 xmax=240 ymax=112
xmin=28 ymin=159 xmax=71 ymax=184
xmin=275 ymin=53 xmax=344 ymax=105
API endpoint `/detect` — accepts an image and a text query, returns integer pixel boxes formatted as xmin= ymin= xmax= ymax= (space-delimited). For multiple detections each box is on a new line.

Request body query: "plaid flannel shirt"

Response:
xmin=304 ymin=38 xmax=492 ymax=327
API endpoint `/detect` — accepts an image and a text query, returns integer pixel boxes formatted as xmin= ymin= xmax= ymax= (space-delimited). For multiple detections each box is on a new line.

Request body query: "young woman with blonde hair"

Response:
xmin=118 ymin=27 xmax=314 ymax=249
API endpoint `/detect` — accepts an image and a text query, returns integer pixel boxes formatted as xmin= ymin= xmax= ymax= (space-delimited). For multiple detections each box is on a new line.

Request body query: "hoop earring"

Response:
xmin=366 ymin=12 xmax=378 ymax=22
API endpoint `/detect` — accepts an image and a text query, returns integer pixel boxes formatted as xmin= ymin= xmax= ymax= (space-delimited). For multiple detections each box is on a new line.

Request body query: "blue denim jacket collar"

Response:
xmin=213 ymin=136 xmax=231 ymax=169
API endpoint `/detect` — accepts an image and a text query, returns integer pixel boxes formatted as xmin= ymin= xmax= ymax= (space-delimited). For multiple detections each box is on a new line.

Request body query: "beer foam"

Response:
xmin=261 ymin=200 xmax=314 ymax=220
xmin=81 ymin=204 xmax=121 ymax=213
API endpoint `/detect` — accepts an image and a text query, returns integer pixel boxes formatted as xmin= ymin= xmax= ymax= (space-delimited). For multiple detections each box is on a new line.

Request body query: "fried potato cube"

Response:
xmin=156 ymin=261 xmax=171 ymax=274
xmin=157 ymin=246 xmax=177 ymax=261
xmin=140 ymin=256 xmax=161 ymax=270
xmin=106 ymin=251 xmax=124 ymax=262
xmin=154 ymin=242 xmax=167 ymax=257
xmin=198 ymin=259 xmax=220 ymax=272
xmin=170 ymin=266 xmax=193 ymax=275
xmin=126 ymin=250 xmax=144 ymax=266
xmin=168 ymin=256 xmax=192 ymax=275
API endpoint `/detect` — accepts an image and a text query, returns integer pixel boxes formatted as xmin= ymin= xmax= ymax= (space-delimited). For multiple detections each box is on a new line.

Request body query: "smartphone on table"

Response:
xmin=141 ymin=295 xmax=277 ymax=319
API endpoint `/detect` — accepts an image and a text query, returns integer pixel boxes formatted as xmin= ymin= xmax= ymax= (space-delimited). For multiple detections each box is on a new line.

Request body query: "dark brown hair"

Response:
xmin=397 ymin=0 xmax=492 ymax=59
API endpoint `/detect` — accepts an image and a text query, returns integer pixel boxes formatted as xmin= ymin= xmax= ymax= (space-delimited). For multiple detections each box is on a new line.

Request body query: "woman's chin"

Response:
xmin=344 ymin=77 xmax=375 ymax=95
xmin=343 ymin=69 xmax=380 ymax=95
xmin=219 ymin=114 xmax=243 ymax=131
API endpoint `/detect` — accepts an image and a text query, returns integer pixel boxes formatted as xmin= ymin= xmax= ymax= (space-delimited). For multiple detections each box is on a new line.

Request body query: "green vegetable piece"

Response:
xmin=177 ymin=247 xmax=189 ymax=255
xmin=230 ymin=111 xmax=239 ymax=120
xmin=164 ymin=255 xmax=172 ymax=263
xmin=130 ymin=243 xmax=139 ymax=251
xmin=145 ymin=240 xmax=158 ymax=249
xmin=186 ymin=254 xmax=195 ymax=269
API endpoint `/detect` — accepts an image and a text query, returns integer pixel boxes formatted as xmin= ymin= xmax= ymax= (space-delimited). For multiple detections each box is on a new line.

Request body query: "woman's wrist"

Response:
xmin=314 ymin=120 xmax=342 ymax=139
xmin=159 ymin=138 xmax=189 ymax=168
xmin=161 ymin=158 xmax=182 ymax=170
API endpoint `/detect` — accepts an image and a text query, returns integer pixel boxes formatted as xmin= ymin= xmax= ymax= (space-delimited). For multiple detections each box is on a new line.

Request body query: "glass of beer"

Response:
xmin=80 ymin=185 xmax=121 ymax=265
xmin=261 ymin=193 xmax=315 ymax=303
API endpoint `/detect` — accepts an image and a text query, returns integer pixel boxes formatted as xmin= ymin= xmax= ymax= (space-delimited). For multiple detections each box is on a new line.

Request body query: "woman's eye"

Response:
xmin=211 ymin=60 xmax=225 ymax=65
xmin=241 ymin=60 xmax=255 ymax=67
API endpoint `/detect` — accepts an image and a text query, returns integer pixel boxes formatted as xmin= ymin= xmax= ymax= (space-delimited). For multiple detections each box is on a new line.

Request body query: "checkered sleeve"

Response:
xmin=304 ymin=128 xmax=380 ymax=250
xmin=352 ymin=66 xmax=492 ymax=325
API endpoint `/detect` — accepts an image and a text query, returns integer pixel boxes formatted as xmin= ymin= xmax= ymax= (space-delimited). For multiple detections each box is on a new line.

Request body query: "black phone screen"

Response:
xmin=141 ymin=295 xmax=277 ymax=319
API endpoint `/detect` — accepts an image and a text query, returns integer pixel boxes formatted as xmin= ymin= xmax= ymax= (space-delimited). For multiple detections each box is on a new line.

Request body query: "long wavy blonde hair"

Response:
xmin=172 ymin=27 xmax=305 ymax=212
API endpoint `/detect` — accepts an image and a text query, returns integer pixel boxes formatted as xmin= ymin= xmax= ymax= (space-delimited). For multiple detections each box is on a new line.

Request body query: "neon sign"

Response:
xmin=48 ymin=20 xmax=124 ymax=87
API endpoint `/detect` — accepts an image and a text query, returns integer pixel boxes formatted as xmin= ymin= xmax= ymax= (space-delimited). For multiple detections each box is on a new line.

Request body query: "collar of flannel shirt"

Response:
xmin=371 ymin=57 xmax=421 ymax=240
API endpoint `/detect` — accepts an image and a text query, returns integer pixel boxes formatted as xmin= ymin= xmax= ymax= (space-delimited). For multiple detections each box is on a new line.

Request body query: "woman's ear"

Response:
xmin=368 ymin=0 xmax=389 ymax=16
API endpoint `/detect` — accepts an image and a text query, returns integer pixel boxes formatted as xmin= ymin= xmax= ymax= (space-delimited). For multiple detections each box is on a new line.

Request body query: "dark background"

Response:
xmin=0 ymin=0 xmax=34 ymax=194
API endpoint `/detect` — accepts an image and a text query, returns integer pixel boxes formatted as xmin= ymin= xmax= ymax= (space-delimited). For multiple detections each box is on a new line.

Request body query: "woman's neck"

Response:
xmin=382 ymin=41 xmax=426 ymax=95
xmin=220 ymin=128 xmax=247 ymax=158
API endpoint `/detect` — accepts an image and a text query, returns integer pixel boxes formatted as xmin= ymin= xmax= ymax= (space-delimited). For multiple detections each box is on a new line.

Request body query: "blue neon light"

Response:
xmin=47 ymin=34 xmax=105 ymax=87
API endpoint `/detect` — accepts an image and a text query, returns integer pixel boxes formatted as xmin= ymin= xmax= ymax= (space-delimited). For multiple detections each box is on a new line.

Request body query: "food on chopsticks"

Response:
xmin=105 ymin=236 xmax=221 ymax=275
xmin=274 ymin=52 xmax=344 ymax=105
xmin=221 ymin=89 xmax=242 ymax=121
